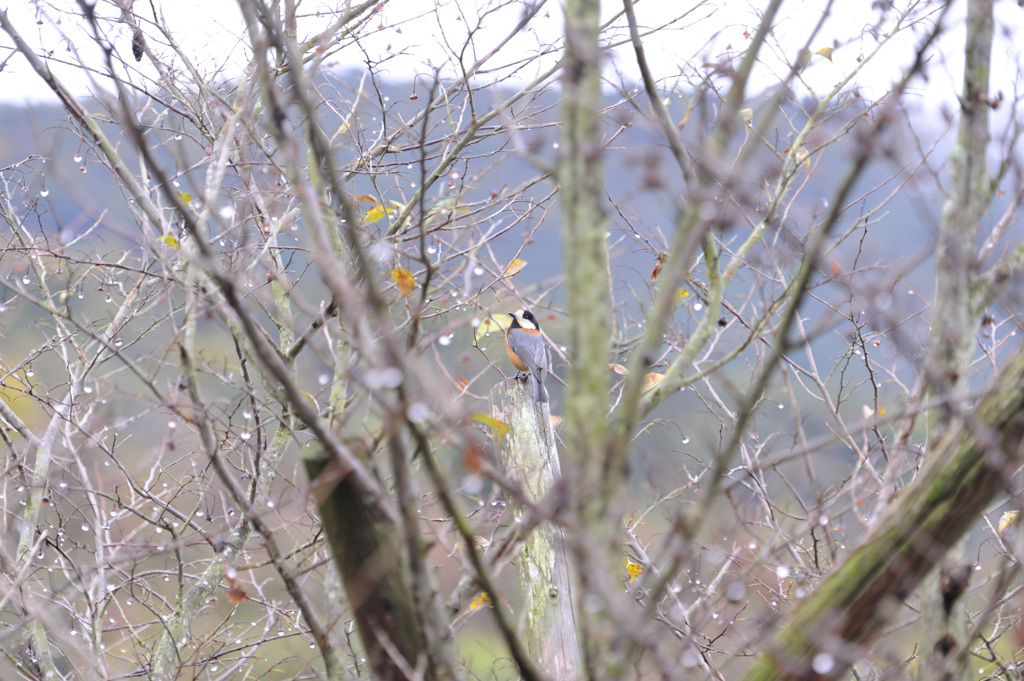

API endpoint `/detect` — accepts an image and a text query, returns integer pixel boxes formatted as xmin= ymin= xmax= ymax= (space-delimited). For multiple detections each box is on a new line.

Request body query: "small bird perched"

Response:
xmin=505 ymin=309 xmax=549 ymax=403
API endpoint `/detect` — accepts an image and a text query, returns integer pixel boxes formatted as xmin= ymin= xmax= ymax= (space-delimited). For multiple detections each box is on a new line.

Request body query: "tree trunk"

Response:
xmin=303 ymin=444 xmax=427 ymax=681
xmin=490 ymin=379 xmax=581 ymax=681
xmin=920 ymin=1 xmax=994 ymax=678
xmin=559 ymin=0 xmax=614 ymax=674
xmin=740 ymin=348 xmax=1024 ymax=681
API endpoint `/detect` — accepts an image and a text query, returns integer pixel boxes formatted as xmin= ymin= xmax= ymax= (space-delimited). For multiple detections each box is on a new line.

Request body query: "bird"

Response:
xmin=505 ymin=309 xmax=549 ymax=403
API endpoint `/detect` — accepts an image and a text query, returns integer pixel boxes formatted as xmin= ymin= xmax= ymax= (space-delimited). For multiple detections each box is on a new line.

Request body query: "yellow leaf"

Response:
xmin=550 ymin=415 xmax=563 ymax=428
xmin=674 ymin=288 xmax=690 ymax=302
xmin=298 ymin=390 xmax=320 ymax=412
xmin=353 ymin=195 xmax=380 ymax=204
xmin=364 ymin=205 xmax=387 ymax=222
xmin=815 ymin=47 xmax=834 ymax=62
xmin=504 ymin=259 xmax=527 ymax=276
xmin=179 ymin=191 xmax=193 ymax=204
xmin=642 ymin=373 xmax=664 ymax=391
xmin=608 ymin=363 xmax=629 ymax=375
xmin=474 ymin=315 xmax=511 ymax=341
xmin=999 ymin=511 xmax=1019 ymax=532
xmin=0 ymin=374 xmax=27 ymax=391
xmin=626 ymin=561 xmax=643 ymax=583
xmin=390 ymin=267 xmax=416 ymax=296
xmin=157 ymin=234 xmax=179 ymax=249
xmin=467 ymin=592 xmax=492 ymax=612
xmin=363 ymin=198 xmax=401 ymax=223
xmin=878 ymin=407 xmax=886 ymax=416
xmin=470 ymin=413 xmax=510 ymax=440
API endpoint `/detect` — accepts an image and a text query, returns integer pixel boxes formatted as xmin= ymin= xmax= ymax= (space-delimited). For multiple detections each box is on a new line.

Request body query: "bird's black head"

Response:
xmin=509 ymin=309 xmax=539 ymax=330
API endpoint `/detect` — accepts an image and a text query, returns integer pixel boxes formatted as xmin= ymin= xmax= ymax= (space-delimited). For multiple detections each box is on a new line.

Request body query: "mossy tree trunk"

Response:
xmin=920 ymin=1 xmax=994 ymax=679
xmin=559 ymin=0 xmax=609 ymax=471
xmin=303 ymin=443 xmax=428 ymax=681
xmin=740 ymin=349 xmax=1024 ymax=681
xmin=559 ymin=0 xmax=616 ymax=676
xmin=490 ymin=379 xmax=580 ymax=681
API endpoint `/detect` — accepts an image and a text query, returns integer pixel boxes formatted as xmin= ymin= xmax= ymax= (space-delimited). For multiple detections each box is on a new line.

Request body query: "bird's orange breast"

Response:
xmin=505 ymin=330 xmax=529 ymax=371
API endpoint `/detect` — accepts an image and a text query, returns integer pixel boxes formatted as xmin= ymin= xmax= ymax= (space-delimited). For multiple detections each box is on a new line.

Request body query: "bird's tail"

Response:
xmin=533 ymin=374 xmax=549 ymax=403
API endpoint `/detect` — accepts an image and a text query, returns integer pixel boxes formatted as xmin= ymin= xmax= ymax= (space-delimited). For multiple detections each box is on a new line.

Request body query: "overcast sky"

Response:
xmin=1 ymin=0 xmax=1022 ymax=113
